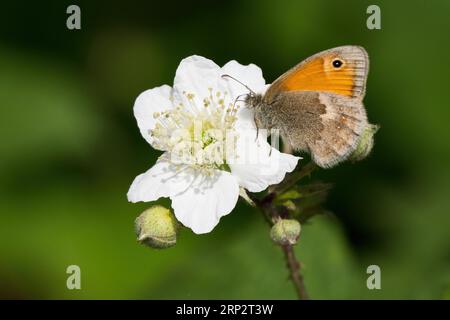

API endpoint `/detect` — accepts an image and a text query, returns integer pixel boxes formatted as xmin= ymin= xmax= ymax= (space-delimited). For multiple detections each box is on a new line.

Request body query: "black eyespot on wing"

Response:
xmin=332 ymin=59 xmax=343 ymax=68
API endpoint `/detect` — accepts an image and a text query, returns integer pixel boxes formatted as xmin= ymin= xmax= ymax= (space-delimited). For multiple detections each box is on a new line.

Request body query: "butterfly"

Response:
xmin=240 ymin=45 xmax=376 ymax=168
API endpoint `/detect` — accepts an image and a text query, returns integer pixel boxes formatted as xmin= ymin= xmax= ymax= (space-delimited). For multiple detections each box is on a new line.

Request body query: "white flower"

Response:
xmin=127 ymin=55 xmax=300 ymax=234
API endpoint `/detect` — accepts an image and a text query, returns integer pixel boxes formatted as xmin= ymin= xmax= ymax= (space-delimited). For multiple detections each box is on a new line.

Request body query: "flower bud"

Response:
xmin=282 ymin=200 xmax=297 ymax=211
xmin=350 ymin=124 xmax=379 ymax=162
xmin=135 ymin=205 xmax=179 ymax=249
xmin=270 ymin=219 xmax=301 ymax=246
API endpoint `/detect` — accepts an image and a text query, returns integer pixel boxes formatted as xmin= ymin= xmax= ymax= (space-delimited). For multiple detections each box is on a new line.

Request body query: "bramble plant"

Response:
xmin=128 ymin=56 xmax=377 ymax=299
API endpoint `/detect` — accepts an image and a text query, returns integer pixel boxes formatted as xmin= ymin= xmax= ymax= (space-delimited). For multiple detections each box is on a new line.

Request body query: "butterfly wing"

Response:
xmin=272 ymin=91 xmax=368 ymax=168
xmin=262 ymin=46 xmax=370 ymax=168
xmin=265 ymin=46 xmax=369 ymax=101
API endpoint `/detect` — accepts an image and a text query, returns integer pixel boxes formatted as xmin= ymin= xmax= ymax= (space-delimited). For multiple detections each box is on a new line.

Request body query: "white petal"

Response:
xmin=133 ymin=85 xmax=173 ymax=149
xmin=228 ymin=117 xmax=300 ymax=192
xmin=173 ymin=55 xmax=228 ymax=112
xmin=221 ymin=60 xmax=266 ymax=97
xmin=171 ymin=170 xmax=239 ymax=234
xmin=127 ymin=155 xmax=196 ymax=203
xmin=233 ymin=105 xmax=258 ymax=131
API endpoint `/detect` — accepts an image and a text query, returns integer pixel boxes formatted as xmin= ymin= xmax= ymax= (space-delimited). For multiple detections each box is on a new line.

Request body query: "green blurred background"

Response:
xmin=1 ymin=0 xmax=449 ymax=299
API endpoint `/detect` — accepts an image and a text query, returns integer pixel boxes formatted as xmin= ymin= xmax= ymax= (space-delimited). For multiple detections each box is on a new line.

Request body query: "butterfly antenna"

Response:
xmin=221 ymin=74 xmax=256 ymax=96
xmin=229 ymin=94 xmax=247 ymax=114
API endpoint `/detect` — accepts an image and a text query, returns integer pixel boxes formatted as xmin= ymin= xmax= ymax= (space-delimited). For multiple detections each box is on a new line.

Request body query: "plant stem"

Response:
xmin=248 ymin=162 xmax=321 ymax=299
xmin=282 ymin=244 xmax=309 ymax=300
xmin=250 ymin=183 xmax=311 ymax=299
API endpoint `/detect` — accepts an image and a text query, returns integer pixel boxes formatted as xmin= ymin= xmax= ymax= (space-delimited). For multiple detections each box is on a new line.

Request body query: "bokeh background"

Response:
xmin=1 ymin=0 xmax=449 ymax=299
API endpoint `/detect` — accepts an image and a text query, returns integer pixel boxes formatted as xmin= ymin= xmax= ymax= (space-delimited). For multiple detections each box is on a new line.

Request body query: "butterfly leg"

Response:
xmin=282 ymin=137 xmax=293 ymax=154
xmin=254 ymin=113 xmax=260 ymax=142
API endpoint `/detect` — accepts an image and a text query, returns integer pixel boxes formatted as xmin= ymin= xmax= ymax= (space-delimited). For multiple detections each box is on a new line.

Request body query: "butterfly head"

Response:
xmin=221 ymin=74 xmax=263 ymax=108
xmin=244 ymin=92 xmax=263 ymax=109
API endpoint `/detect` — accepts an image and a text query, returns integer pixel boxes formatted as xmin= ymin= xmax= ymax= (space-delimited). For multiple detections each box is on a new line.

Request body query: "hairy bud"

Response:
xmin=270 ymin=219 xmax=301 ymax=246
xmin=135 ymin=205 xmax=179 ymax=249
xmin=351 ymin=124 xmax=379 ymax=161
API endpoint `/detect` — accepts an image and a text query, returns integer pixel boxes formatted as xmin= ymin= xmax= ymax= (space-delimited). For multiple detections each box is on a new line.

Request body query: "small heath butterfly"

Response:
xmin=229 ymin=45 xmax=372 ymax=168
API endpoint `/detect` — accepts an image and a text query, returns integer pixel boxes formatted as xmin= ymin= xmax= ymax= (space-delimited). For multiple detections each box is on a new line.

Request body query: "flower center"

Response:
xmin=150 ymin=89 xmax=239 ymax=172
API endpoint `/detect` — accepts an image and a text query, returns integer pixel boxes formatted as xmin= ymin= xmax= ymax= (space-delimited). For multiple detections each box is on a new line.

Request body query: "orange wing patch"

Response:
xmin=265 ymin=46 xmax=368 ymax=100
xmin=282 ymin=54 xmax=355 ymax=96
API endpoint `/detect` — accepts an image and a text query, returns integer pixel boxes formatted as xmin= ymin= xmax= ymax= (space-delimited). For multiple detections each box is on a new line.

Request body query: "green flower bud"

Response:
xmin=135 ymin=205 xmax=179 ymax=249
xmin=282 ymin=200 xmax=297 ymax=211
xmin=270 ymin=219 xmax=301 ymax=246
xmin=350 ymin=124 xmax=379 ymax=162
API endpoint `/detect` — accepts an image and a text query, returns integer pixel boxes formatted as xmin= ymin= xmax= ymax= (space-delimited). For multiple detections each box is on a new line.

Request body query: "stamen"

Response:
xmin=150 ymin=86 xmax=238 ymax=173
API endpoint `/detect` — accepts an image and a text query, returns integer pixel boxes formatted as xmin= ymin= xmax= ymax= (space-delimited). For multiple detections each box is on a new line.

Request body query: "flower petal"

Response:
xmin=171 ymin=170 xmax=239 ymax=234
xmin=173 ymin=55 xmax=228 ymax=112
xmin=228 ymin=113 xmax=300 ymax=192
xmin=233 ymin=105 xmax=258 ymax=131
xmin=133 ymin=84 xmax=173 ymax=149
xmin=221 ymin=60 xmax=267 ymax=97
xmin=127 ymin=155 xmax=196 ymax=203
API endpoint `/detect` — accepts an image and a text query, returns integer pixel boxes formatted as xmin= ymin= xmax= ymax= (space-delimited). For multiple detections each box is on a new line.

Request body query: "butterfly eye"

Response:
xmin=332 ymin=59 xmax=343 ymax=68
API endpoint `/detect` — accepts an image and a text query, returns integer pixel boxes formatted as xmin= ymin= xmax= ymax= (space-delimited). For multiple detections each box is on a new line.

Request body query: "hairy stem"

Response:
xmin=282 ymin=244 xmax=309 ymax=300
xmin=249 ymin=161 xmax=316 ymax=300
xmin=253 ymin=198 xmax=309 ymax=300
